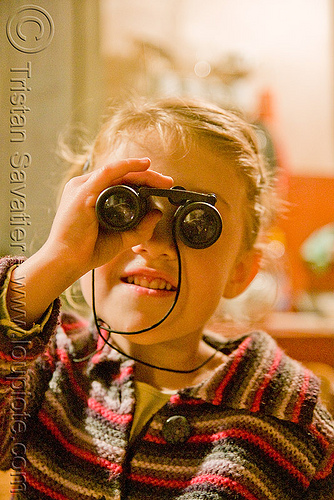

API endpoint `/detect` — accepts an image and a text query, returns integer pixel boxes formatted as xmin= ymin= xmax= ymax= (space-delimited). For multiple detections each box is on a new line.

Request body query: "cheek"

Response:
xmin=183 ymin=250 xmax=228 ymax=303
xmin=186 ymin=232 xmax=241 ymax=297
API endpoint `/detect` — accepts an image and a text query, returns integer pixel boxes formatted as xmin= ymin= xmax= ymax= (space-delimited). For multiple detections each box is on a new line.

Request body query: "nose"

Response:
xmin=132 ymin=202 xmax=178 ymax=261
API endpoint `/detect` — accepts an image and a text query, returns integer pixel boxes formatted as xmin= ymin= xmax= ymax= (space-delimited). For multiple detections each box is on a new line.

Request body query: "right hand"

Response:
xmin=7 ymin=158 xmax=173 ymax=327
xmin=44 ymin=157 xmax=174 ymax=276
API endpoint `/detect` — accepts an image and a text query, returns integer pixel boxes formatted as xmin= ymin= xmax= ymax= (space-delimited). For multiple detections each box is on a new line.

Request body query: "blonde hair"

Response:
xmin=60 ymin=96 xmax=276 ymax=250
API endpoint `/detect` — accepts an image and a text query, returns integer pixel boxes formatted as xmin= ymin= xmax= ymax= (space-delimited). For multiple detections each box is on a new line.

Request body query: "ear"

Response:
xmin=223 ymin=248 xmax=261 ymax=299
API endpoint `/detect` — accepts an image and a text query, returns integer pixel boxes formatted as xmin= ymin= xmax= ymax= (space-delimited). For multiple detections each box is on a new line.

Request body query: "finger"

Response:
xmin=120 ymin=170 xmax=173 ymax=188
xmin=80 ymin=160 xmax=173 ymax=211
xmin=86 ymin=157 xmax=152 ymax=194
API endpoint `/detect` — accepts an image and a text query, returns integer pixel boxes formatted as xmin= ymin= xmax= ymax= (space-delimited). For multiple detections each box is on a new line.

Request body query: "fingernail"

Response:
xmin=138 ymin=157 xmax=151 ymax=164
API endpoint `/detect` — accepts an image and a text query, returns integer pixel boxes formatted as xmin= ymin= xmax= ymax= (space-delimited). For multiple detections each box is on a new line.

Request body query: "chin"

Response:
xmin=97 ymin=309 xmax=161 ymax=335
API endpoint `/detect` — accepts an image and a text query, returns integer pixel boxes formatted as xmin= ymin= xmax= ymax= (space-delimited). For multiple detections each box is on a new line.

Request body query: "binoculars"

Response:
xmin=95 ymin=185 xmax=222 ymax=249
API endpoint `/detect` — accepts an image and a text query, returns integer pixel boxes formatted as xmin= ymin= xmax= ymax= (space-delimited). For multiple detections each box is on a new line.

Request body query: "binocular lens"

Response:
xmin=106 ymin=195 xmax=135 ymax=226
xmin=96 ymin=186 xmax=144 ymax=231
xmin=176 ymin=202 xmax=222 ymax=249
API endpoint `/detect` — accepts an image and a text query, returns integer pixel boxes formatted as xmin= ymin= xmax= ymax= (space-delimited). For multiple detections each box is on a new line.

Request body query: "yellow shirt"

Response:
xmin=131 ymin=381 xmax=176 ymax=440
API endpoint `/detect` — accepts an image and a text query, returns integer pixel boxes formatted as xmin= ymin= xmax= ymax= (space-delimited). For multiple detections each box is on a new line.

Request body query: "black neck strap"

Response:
xmin=74 ymin=235 xmax=219 ymax=371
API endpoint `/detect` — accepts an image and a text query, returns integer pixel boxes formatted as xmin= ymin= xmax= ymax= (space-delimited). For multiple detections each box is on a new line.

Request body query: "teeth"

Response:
xmin=149 ymin=279 xmax=161 ymax=290
xmin=125 ymin=276 xmax=174 ymax=291
xmin=141 ymin=278 xmax=149 ymax=288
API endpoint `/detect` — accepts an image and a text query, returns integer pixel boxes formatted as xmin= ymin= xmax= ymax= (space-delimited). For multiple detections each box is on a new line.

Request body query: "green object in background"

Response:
xmin=301 ymin=223 xmax=334 ymax=274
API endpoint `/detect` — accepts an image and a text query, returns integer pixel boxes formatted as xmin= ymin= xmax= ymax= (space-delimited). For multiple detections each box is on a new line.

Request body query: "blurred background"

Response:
xmin=1 ymin=4 xmax=334 ymax=496
xmin=1 ymin=0 xmax=334 ymax=422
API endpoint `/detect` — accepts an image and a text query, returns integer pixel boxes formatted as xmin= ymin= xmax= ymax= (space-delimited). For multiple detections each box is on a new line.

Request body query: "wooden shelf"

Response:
xmin=264 ymin=312 xmax=334 ymax=367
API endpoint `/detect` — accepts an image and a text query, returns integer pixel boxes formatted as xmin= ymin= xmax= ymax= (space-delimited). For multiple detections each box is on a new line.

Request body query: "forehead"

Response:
xmin=96 ymin=133 xmax=246 ymax=208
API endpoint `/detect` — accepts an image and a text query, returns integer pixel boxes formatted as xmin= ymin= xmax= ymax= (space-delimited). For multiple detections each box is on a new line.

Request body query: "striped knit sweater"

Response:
xmin=0 ymin=257 xmax=334 ymax=499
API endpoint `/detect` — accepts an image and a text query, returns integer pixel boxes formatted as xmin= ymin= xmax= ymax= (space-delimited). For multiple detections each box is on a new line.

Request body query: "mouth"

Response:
xmin=121 ymin=275 xmax=177 ymax=292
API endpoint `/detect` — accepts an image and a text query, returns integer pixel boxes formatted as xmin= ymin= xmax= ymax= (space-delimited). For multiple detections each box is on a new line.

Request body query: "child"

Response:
xmin=0 ymin=97 xmax=333 ymax=499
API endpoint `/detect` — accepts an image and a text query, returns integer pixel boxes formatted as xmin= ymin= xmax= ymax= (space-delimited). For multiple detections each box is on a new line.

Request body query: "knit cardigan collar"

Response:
xmin=62 ymin=316 xmax=320 ymax=428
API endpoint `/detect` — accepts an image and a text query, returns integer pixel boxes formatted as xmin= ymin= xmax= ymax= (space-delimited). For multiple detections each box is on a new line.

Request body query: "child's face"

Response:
xmin=80 ymin=133 xmax=256 ymax=345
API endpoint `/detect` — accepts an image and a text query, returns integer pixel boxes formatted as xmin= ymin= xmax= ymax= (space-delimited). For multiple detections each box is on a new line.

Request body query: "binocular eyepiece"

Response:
xmin=95 ymin=185 xmax=222 ymax=249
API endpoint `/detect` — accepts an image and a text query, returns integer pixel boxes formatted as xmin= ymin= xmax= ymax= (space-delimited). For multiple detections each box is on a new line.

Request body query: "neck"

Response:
xmin=109 ymin=331 xmax=225 ymax=390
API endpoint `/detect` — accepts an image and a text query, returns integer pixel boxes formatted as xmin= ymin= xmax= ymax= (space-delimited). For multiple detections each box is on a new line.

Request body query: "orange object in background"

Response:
xmin=279 ymin=175 xmax=334 ymax=307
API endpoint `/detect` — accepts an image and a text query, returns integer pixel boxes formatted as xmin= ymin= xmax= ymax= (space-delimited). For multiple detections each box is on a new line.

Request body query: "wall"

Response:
xmin=100 ymin=0 xmax=334 ymax=176
xmin=0 ymin=0 xmax=104 ymax=258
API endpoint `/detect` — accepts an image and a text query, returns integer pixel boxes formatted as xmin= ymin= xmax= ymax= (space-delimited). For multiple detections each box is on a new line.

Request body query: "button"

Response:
xmin=162 ymin=415 xmax=191 ymax=444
